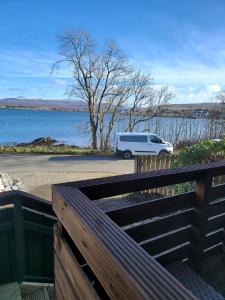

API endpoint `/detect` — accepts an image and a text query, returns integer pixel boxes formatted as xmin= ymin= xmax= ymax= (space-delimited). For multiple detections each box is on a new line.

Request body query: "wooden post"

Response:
xmin=13 ymin=195 xmax=26 ymax=282
xmin=189 ymin=174 xmax=212 ymax=273
xmin=134 ymin=157 xmax=137 ymax=173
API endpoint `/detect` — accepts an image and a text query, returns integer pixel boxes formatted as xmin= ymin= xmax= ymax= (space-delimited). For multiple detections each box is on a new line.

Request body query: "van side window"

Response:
xmin=120 ymin=135 xmax=147 ymax=142
xmin=149 ymin=135 xmax=162 ymax=144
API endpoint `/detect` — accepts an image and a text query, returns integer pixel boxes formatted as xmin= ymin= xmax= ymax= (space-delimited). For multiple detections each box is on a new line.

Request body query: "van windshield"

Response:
xmin=120 ymin=135 xmax=147 ymax=142
xmin=149 ymin=135 xmax=162 ymax=144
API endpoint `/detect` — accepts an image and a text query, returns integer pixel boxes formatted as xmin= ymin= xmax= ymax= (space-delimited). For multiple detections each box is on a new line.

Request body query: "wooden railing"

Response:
xmin=53 ymin=161 xmax=225 ymax=300
xmin=135 ymin=155 xmax=225 ymax=195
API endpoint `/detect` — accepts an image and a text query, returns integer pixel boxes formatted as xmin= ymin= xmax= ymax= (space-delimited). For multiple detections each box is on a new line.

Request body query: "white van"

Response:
xmin=113 ymin=132 xmax=173 ymax=159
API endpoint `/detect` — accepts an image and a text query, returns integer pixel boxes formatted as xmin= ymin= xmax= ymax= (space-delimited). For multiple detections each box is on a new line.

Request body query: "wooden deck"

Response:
xmin=52 ymin=161 xmax=225 ymax=299
xmin=202 ymin=248 xmax=225 ymax=297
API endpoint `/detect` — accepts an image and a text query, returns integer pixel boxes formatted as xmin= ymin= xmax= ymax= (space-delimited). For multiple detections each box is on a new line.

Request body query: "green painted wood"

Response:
xmin=0 ymin=221 xmax=14 ymax=232
xmin=23 ymin=221 xmax=53 ymax=236
xmin=0 ymin=207 xmax=16 ymax=284
xmin=24 ymin=229 xmax=54 ymax=281
xmin=23 ymin=209 xmax=56 ymax=227
xmin=24 ymin=276 xmax=53 ymax=283
xmin=14 ymin=197 xmax=26 ymax=282
xmin=0 ymin=192 xmax=55 ymax=284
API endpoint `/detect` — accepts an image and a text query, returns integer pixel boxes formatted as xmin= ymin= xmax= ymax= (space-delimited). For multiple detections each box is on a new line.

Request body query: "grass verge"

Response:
xmin=0 ymin=145 xmax=112 ymax=155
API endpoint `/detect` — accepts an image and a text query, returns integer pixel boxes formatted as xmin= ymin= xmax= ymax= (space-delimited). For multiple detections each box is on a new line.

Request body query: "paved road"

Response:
xmin=0 ymin=154 xmax=134 ymax=200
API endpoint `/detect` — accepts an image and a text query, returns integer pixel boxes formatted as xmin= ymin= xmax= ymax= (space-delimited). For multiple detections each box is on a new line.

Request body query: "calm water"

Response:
xmin=0 ymin=109 xmax=209 ymax=146
xmin=0 ymin=109 xmax=91 ymax=146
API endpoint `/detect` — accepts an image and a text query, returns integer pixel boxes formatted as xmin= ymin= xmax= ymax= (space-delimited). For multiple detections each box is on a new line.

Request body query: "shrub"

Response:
xmin=170 ymin=139 xmax=225 ymax=194
xmin=175 ymin=139 xmax=201 ymax=150
xmin=174 ymin=139 xmax=225 ymax=166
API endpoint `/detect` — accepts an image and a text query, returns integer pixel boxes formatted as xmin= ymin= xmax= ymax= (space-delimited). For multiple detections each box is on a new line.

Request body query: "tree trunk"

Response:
xmin=104 ymin=135 xmax=110 ymax=151
xmin=99 ymin=121 xmax=105 ymax=151
xmin=92 ymin=129 xmax=98 ymax=149
xmin=89 ymin=103 xmax=98 ymax=150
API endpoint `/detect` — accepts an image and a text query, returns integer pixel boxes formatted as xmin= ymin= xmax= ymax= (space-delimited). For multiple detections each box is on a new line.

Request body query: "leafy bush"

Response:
xmin=170 ymin=139 xmax=225 ymax=194
xmin=175 ymin=139 xmax=201 ymax=150
xmin=174 ymin=139 xmax=225 ymax=167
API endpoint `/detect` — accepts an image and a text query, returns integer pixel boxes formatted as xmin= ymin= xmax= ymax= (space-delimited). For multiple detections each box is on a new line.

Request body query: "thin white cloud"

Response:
xmin=0 ymin=49 xmax=71 ymax=78
xmin=54 ymin=79 xmax=66 ymax=86
xmin=126 ymin=24 xmax=225 ymax=103
xmin=206 ymin=84 xmax=221 ymax=93
xmin=171 ymin=84 xmax=223 ymax=103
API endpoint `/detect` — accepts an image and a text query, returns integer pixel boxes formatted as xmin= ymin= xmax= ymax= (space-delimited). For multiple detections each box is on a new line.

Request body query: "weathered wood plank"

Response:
xmin=55 ymin=278 xmax=65 ymax=300
xmin=125 ymin=209 xmax=192 ymax=242
xmin=210 ymin=199 xmax=225 ymax=217
xmin=155 ymin=244 xmax=189 ymax=266
xmin=106 ymin=192 xmax=195 ymax=227
xmin=53 ymin=185 xmax=197 ymax=300
xmin=54 ymin=225 xmax=100 ymax=300
xmin=55 ymin=254 xmax=79 ymax=300
xmin=207 ymin=213 xmax=225 ymax=233
xmin=205 ymin=230 xmax=224 ymax=249
xmin=141 ymin=227 xmax=191 ymax=256
xmin=211 ymin=183 xmax=225 ymax=200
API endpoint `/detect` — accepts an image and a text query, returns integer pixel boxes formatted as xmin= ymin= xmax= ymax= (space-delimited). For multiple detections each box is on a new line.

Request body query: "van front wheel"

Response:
xmin=159 ymin=150 xmax=168 ymax=155
xmin=123 ymin=150 xmax=132 ymax=159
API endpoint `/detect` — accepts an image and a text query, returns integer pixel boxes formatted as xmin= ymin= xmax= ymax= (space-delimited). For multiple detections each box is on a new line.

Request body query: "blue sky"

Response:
xmin=0 ymin=0 xmax=225 ymax=103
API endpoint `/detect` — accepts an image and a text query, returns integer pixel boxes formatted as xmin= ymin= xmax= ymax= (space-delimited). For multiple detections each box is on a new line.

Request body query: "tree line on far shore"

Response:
xmin=53 ymin=28 xmax=225 ymax=150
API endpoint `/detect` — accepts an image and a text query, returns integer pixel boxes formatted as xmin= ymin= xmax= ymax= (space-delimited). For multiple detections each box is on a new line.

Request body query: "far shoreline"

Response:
xmin=0 ymin=106 xmax=205 ymax=119
xmin=0 ymin=106 xmax=87 ymax=113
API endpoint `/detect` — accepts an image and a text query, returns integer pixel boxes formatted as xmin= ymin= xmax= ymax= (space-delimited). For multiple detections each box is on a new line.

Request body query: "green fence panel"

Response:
xmin=23 ymin=209 xmax=54 ymax=282
xmin=0 ymin=197 xmax=56 ymax=285
xmin=0 ymin=207 xmax=16 ymax=284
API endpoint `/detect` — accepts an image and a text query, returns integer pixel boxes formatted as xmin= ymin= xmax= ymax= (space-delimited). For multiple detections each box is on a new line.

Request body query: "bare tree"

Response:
xmin=125 ymin=71 xmax=174 ymax=132
xmin=53 ymin=29 xmax=131 ymax=149
xmin=218 ymin=89 xmax=225 ymax=104
xmin=53 ymin=29 xmax=174 ymax=150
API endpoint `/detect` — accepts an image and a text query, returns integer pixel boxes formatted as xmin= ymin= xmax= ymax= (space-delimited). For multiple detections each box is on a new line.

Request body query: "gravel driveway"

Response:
xmin=0 ymin=154 xmax=134 ymax=200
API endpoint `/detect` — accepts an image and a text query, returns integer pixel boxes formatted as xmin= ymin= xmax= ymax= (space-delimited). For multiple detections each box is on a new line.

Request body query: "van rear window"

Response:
xmin=120 ymin=135 xmax=147 ymax=142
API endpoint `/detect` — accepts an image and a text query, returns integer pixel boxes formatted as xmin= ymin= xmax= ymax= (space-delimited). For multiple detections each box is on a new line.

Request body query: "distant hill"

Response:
xmin=0 ymin=97 xmax=88 ymax=111
xmin=0 ymin=97 xmax=221 ymax=115
xmin=161 ymin=102 xmax=220 ymax=111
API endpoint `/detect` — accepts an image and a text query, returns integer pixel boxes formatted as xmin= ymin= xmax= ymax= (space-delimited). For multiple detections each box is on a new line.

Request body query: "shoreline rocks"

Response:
xmin=17 ymin=137 xmax=57 ymax=147
xmin=0 ymin=173 xmax=23 ymax=192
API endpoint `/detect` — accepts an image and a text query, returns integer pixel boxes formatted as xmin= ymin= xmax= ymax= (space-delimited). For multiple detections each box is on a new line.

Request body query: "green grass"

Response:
xmin=0 ymin=145 xmax=112 ymax=155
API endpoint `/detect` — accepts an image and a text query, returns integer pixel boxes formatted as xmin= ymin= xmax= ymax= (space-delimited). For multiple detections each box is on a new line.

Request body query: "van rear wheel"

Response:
xmin=123 ymin=150 xmax=132 ymax=159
